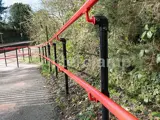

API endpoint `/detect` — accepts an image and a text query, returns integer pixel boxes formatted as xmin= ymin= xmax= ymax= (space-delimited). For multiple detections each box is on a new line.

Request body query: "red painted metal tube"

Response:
xmin=41 ymin=55 xmax=138 ymax=120
xmin=0 ymin=46 xmax=29 ymax=51
xmin=6 ymin=53 xmax=29 ymax=57
xmin=0 ymin=47 xmax=16 ymax=51
xmin=6 ymin=54 xmax=18 ymax=57
xmin=0 ymin=56 xmax=16 ymax=60
xmin=37 ymin=0 xmax=98 ymax=47
xmin=0 ymin=53 xmax=29 ymax=61
xmin=49 ymin=0 xmax=98 ymax=41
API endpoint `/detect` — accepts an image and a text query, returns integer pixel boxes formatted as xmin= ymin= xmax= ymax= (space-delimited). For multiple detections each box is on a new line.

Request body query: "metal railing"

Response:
xmin=0 ymin=0 xmax=139 ymax=120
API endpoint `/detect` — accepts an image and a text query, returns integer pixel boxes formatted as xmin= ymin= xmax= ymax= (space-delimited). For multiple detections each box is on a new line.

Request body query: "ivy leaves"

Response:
xmin=156 ymin=54 xmax=160 ymax=64
xmin=151 ymin=112 xmax=160 ymax=119
xmin=139 ymin=49 xmax=151 ymax=58
xmin=141 ymin=24 xmax=157 ymax=42
xmin=139 ymin=51 xmax=160 ymax=64
xmin=139 ymin=50 xmax=145 ymax=57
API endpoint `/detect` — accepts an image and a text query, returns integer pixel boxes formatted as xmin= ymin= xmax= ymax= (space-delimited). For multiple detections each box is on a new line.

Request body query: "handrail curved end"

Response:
xmin=85 ymin=12 xmax=96 ymax=24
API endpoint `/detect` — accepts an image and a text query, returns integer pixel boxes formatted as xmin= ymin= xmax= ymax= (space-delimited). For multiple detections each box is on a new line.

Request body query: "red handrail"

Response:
xmin=49 ymin=0 xmax=97 ymax=40
xmin=0 ymin=0 xmax=139 ymax=119
xmin=0 ymin=46 xmax=28 ymax=51
xmin=0 ymin=54 xmax=28 ymax=60
xmin=0 ymin=48 xmax=139 ymax=119
xmin=42 ymin=55 xmax=138 ymax=120
xmin=39 ymin=0 xmax=98 ymax=46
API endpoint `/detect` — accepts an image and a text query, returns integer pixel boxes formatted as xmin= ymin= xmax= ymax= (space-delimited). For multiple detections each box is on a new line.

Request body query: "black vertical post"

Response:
xmin=44 ymin=46 xmax=48 ymax=64
xmin=29 ymin=48 xmax=32 ymax=62
xmin=42 ymin=46 xmax=45 ymax=64
xmin=46 ymin=26 xmax=49 ymax=41
xmin=16 ymin=48 xmax=19 ymax=68
xmin=45 ymin=26 xmax=49 ymax=64
xmin=47 ymin=44 xmax=52 ymax=72
xmin=38 ymin=47 xmax=41 ymax=62
xmin=53 ymin=43 xmax=58 ymax=77
xmin=95 ymin=16 xmax=109 ymax=120
xmin=28 ymin=47 xmax=31 ymax=63
xmin=60 ymin=38 xmax=69 ymax=95
xmin=3 ymin=48 xmax=7 ymax=67
xmin=22 ymin=48 xmax=25 ymax=60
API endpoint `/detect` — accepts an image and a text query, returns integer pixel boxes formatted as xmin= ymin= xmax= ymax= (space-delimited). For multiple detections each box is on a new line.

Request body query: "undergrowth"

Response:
xmin=24 ymin=0 xmax=160 ymax=119
xmin=24 ymin=56 xmax=160 ymax=120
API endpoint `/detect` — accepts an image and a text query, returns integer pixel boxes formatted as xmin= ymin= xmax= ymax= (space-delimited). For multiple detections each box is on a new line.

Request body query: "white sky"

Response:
xmin=3 ymin=0 xmax=41 ymax=10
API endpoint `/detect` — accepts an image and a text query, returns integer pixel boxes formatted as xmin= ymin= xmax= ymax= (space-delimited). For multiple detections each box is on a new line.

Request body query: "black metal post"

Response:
xmin=47 ymin=44 xmax=52 ymax=72
xmin=45 ymin=26 xmax=49 ymax=64
xmin=95 ymin=16 xmax=109 ymax=120
xmin=22 ymin=48 xmax=25 ymax=60
xmin=42 ymin=46 xmax=45 ymax=64
xmin=53 ymin=43 xmax=58 ymax=77
xmin=38 ymin=47 xmax=41 ymax=62
xmin=3 ymin=48 xmax=7 ymax=67
xmin=44 ymin=46 xmax=48 ymax=64
xmin=60 ymin=38 xmax=69 ymax=95
xmin=16 ymin=48 xmax=19 ymax=68
xmin=28 ymin=47 xmax=31 ymax=63
xmin=29 ymin=48 xmax=32 ymax=62
xmin=46 ymin=26 xmax=49 ymax=41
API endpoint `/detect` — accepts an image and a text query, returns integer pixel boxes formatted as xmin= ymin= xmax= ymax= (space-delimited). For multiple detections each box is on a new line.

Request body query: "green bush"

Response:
xmin=25 ymin=0 xmax=160 ymax=119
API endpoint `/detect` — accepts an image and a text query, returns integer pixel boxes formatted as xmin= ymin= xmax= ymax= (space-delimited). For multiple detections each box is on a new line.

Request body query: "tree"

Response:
xmin=9 ymin=3 xmax=32 ymax=30
xmin=0 ymin=0 xmax=7 ymax=20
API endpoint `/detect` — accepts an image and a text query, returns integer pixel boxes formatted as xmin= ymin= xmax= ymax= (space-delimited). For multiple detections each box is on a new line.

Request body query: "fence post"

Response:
xmin=46 ymin=26 xmax=49 ymax=41
xmin=60 ymin=38 xmax=69 ymax=95
xmin=44 ymin=46 xmax=48 ymax=64
xmin=53 ymin=43 xmax=58 ymax=78
xmin=22 ymin=48 xmax=25 ymax=60
xmin=28 ymin=47 xmax=31 ymax=63
xmin=3 ymin=48 xmax=7 ymax=67
xmin=95 ymin=16 xmax=109 ymax=120
xmin=16 ymin=48 xmax=19 ymax=68
xmin=29 ymin=48 xmax=32 ymax=62
xmin=38 ymin=47 xmax=41 ymax=62
xmin=45 ymin=26 xmax=49 ymax=64
xmin=47 ymin=43 xmax=52 ymax=72
xmin=42 ymin=46 xmax=45 ymax=64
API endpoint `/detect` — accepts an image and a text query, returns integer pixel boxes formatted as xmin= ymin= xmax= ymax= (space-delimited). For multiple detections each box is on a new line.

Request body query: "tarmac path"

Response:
xmin=0 ymin=50 xmax=60 ymax=120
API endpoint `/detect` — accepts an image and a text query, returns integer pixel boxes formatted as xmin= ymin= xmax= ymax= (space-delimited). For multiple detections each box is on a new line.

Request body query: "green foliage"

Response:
xmin=152 ymin=112 xmax=160 ymax=118
xmin=41 ymin=64 xmax=50 ymax=77
xmin=0 ymin=0 xmax=7 ymax=20
xmin=141 ymin=24 xmax=158 ymax=42
xmin=9 ymin=3 xmax=32 ymax=31
xmin=156 ymin=54 xmax=160 ymax=64
xmin=77 ymin=110 xmax=96 ymax=120
xmin=25 ymin=0 xmax=160 ymax=119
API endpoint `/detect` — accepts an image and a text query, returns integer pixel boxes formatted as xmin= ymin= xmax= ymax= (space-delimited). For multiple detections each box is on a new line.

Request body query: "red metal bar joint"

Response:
xmin=85 ymin=12 xmax=96 ymax=24
xmin=58 ymin=68 xmax=63 ymax=72
xmin=3 ymin=0 xmax=140 ymax=119
xmin=88 ymin=93 xmax=99 ymax=102
xmin=41 ymin=55 xmax=138 ymax=120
